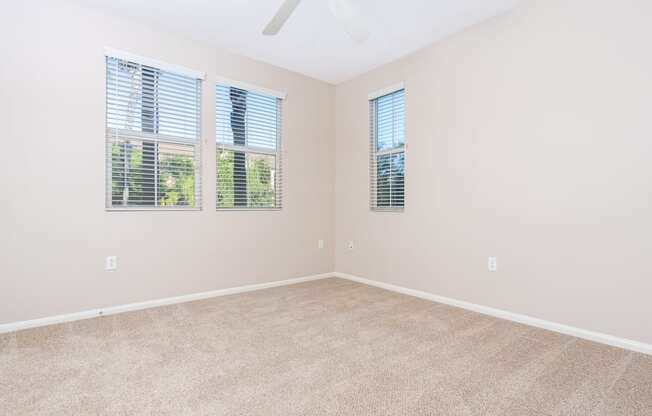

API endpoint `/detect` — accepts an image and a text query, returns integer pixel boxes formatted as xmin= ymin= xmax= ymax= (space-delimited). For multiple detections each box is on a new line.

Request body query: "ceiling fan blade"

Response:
xmin=263 ymin=0 xmax=302 ymax=36
xmin=329 ymin=0 xmax=370 ymax=43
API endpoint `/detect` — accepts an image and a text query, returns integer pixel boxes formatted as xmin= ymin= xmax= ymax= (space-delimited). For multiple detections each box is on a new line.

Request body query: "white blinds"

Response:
xmin=369 ymin=88 xmax=405 ymax=210
xmin=216 ymin=84 xmax=282 ymax=209
xmin=105 ymin=55 xmax=202 ymax=209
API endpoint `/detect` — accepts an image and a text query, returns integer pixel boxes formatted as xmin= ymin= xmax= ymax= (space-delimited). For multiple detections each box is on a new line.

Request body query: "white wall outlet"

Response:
xmin=318 ymin=239 xmax=324 ymax=249
xmin=105 ymin=256 xmax=118 ymax=271
xmin=488 ymin=256 xmax=497 ymax=272
xmin=347 ymin=241 xmax=355 ymax=250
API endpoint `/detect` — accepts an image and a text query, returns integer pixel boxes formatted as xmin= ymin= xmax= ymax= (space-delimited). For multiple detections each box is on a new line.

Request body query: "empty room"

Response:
xmin=1 ymin=0 xmax=651 ymax=414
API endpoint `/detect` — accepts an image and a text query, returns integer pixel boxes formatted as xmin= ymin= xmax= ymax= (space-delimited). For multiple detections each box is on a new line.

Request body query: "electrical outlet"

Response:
xmin=488 ymin=257 xmax=497 ymax=272
xmin=347 ymin=241 xmax=355 ymax=250
xmin=105 ymin=256 xmax=118 ymax=271
xmin=318 ymin=240 xmax=324 ymax=249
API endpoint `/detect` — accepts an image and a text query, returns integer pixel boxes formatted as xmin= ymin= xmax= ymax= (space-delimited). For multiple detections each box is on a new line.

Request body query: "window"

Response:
xmin=215 ymin=82 xmax=283 ymax=209
xmin=105 ymin=51 xmax=202 ymax=209
xmin=370 ymin=87 xmax=405 ymax=210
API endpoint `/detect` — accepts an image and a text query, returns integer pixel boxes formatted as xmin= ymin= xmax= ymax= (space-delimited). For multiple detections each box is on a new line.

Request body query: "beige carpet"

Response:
xmin=1 ymin=278 xmax=650 ymax=415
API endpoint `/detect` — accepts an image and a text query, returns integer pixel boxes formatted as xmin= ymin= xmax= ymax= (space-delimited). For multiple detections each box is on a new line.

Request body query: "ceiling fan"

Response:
xmin=263 ymin=0 xmax=370 ymax=43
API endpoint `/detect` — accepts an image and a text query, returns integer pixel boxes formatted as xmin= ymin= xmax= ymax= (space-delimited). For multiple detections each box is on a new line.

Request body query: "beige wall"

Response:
xmin=335 ymin=0 xmax=652 ymax=344
xmin=2 ymin=0 xmax=650 ymax=346
xmin=0 ymin=0 xmax=335 ymax=324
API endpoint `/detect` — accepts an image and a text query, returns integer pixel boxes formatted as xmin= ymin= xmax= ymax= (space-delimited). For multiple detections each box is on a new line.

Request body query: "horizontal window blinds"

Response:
xmin=370 ymin=88 xmax=405 ymax=210
xmin=106 ymin=55 xmax=202 ymax=209
xmin=216 ymin=84 xmax=282 ymax=209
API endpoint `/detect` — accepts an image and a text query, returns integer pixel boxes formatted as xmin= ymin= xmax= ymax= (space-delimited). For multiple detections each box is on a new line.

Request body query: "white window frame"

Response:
xmin=369 ymin=83 xmax=406 ymax=212
xmin=104 ymin=48 xmax=204 ymax=211
xmin=215 ymin=78 xmax=285 ymax=211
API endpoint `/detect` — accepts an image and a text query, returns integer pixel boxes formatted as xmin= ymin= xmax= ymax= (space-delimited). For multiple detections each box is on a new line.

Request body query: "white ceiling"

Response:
xmin=77 ymin=0 xmax=520 ymax=84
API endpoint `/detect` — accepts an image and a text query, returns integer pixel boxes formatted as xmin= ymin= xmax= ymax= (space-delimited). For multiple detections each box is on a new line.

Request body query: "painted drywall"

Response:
xmin=2 ymin=0 xmax=651 ymax=349
xmin=335 ymin=0 xmax=652 ymax=345
xmin=0 ymin=0 xmax=335 ymax=324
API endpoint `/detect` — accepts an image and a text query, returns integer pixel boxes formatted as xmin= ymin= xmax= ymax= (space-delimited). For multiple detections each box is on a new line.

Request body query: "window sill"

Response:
xmin=106 ymin=207 xmax=201 ymax=212
xmin=216 ymin=208 xmax=282 ymax=212
xmin=371 ymin=207 xmax=404 ymax=213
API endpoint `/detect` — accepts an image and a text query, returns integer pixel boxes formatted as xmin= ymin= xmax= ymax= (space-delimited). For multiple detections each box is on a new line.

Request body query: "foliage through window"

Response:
xmin=370 ymin=88 xmax=405 ymax=210
xmin=216 ymin=84 xmax=282 ymax=209
xmin=106 ymin=55 xmax=202 ymax=209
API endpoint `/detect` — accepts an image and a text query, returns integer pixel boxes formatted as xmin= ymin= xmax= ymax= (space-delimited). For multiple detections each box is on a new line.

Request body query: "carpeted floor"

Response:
xmin=1 ymin=278 xmax=650 ymax=415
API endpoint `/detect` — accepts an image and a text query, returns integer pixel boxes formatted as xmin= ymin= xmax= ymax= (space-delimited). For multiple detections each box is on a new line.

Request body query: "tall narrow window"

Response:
xmin=215 ymin=83 xmax=283 ymax=209
xmin=370 ymin=87 xmax=405 ymax=210
xmin=105 ymin=52 xmax=202 ymax=209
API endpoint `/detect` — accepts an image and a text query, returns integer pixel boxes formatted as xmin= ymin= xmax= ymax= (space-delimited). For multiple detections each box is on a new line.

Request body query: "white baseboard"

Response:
xmin=4 ymin=271 xmax=650 ymax=356
xmin=0 ymin=272 xmax=333 ymax=334
xmin=333 ymin=272 xmax=652 ymax=356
